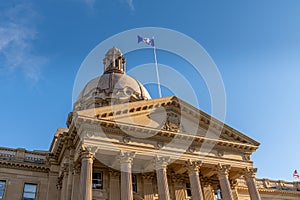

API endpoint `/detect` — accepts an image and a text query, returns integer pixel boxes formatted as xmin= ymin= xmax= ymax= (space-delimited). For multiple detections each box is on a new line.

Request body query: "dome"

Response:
xmin=73 ymin=47 xmax=151 ymax=111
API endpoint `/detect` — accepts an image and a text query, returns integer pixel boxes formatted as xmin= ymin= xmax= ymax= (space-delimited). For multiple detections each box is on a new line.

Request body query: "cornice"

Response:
xmin=76 ymin=115 xmax=258 ymax=152
xmin=75 ymin=96 xmax=260 ymax=147
xmin=237 ymin=186 xmax=300 ymax=196
xmin=0 ymin=160 xmax=49 ymax=173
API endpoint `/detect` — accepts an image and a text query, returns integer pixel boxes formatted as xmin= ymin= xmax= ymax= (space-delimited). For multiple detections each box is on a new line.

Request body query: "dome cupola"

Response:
xmin=73 ymin=47 xmax=151 ymax=111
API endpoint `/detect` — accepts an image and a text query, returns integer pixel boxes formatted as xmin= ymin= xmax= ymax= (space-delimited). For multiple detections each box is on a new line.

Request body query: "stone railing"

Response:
xmin=0 ymin=147 xmax=47 ymax=165
xmin=237 ymin=178 xmax=300 ymax=191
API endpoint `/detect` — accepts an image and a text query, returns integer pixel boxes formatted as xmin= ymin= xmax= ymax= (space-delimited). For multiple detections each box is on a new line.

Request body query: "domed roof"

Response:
xmin=73 ymin=47 xmax=151 ymax=111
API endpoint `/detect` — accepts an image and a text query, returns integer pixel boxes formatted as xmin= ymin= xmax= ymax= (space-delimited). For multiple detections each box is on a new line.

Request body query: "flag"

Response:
xmin=137 ymin=35 xmax=154 ymax=47
xmin=293 ymin=170 xmax=299 ymax=178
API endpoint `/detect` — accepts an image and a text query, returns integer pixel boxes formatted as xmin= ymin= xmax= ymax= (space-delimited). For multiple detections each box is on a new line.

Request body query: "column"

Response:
xmin=61 ymin=165 xmax=69 ymax=200
xmin=120 ymin=151 xmax=135 ymax=200
xmin=79 ymin=152 xmax=94 ymax=200
xmin=155 ymin=156 xmax=170 ymax=200
xmin=66 ymin=162 xmax=74 ymax=200
xmin=109 ymin=171 xmax=120 ymax=200
xmin=71 ymin=166 xmax=80 ymax=200
xmin=186 ymin=160 xmax=204 ymax=200
xmin=243 ymin=168 xmax=261 ymax=200
xmin=216 ymin=164 xmax=234 ymax=200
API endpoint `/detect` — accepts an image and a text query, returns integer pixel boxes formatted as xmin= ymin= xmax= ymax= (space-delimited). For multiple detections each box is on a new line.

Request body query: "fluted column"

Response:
xmin=120 ymin=151 xmax=135 ymax=200
xmin=243 ymin=168 xmax=261 ymax=200
xmin=216 ymin=164 xmax=234 ymax=200
xmin=186 ymin=160 xmax=204 ymax=200
xmin=71 ymin=165 xmax=80 ymax=200
xmin=155 ymin=156 xmax=170 ymax=200
xmin=79 ymin=152 xmax=94 ymax=200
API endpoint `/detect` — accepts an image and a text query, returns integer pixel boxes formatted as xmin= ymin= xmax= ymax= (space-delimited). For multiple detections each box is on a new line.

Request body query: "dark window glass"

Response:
xmin=186 ymin=182 xmax=192 ymax=197
xmin=92 ymin=172 xmax=103 ymax=189
xmin=0 ymin=181 xmax=6 ymax=199
xmin=22 ymin=183 xmax=37 ymax=200
xmin=132 ymin=175 xmax=137 ymax=193
xmin=215 ymin=188 xmax=222 ymax=200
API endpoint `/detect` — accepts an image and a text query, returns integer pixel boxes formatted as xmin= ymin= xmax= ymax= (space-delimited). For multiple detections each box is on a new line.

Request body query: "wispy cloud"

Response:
xmin=126 ymin=0 xmax=135 ymax=11
xmin=0 ymin=3 xmax=45 ymax=82
xmin=83 ymin=0 xmax=96 ymax=10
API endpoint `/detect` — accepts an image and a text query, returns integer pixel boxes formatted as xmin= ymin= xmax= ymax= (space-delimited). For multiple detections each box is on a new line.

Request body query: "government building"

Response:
xmin=0 ymin=48 xmax=299 ymax=200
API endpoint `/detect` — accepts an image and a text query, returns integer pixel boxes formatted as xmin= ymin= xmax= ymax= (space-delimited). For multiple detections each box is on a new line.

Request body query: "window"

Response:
xmin=92 ymin=172 xmax=103 ymax=189
xmin=0 ymin=181 xmax=6 ymax=199
xmin=186 ymin=182 xmax=192 ymax=197
xmin=22 ymin=183 xmax=37 ymax=200
xmin=132 ymin=175 xmax=137 ymax=193
xmin=215 ymin=188 xmax=222 ymax=200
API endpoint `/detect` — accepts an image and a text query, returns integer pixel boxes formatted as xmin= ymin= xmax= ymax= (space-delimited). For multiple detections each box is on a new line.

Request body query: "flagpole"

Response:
xmin=152 ymin=37 xmax=162 ymax=98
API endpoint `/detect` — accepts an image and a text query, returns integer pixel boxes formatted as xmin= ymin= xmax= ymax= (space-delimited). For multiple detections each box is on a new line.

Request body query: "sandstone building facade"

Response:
xmin=0 ymin=48 xmax=299 ymax=200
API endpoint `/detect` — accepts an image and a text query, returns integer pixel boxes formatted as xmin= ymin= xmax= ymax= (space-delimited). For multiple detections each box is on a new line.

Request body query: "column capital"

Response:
xmin=243 ymin=167 xmax=258 ymax=179
xmin=186 ymin=159 xmax=202 ymax=172
xmin=216 ymin=164 xmax=231 ymax=176
xmin=81 ymin=151 xmax=94 ymax=161
xmin=120 ymin=151 xmax=135 ymax=165
xmin=154 ymin=156 xmax=170 ymax=170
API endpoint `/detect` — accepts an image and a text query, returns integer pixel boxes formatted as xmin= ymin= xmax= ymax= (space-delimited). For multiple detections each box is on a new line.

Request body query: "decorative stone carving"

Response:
xmin=216 ymin=164 xmax=231 ymax=176
xmin=243 ymin=167 xmax=257 ymax=179
xmin=186 ymin=160 xmax=202 ymax=172
xmin=188 ymin=146 xmax=196 ymax=153
xmin=242 ymin=153 xmax=251 ymax=161
xmin=154 ymin=156 xmax=170 ymax=170
xmin=162 ymin=112 xmax=180 ymax=132
xmin=122 ymin=136 xmax=131 ymax=144
xmin=217 ymin=150 xmax=224 ymax=157
xmin=156 ymin=141 xmax=164 ymax=149
xmin=119 ymin=151 xmax=135 ymax=173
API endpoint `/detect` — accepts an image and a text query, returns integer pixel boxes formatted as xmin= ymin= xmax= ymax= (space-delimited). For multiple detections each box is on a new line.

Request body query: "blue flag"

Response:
xmin=137 ymin=35 xmax=154 ymax=47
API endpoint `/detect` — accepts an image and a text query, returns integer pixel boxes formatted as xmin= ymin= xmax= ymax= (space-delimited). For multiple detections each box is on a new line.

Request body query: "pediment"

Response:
xmin=75 ymin=96 xmax=259 ymax=147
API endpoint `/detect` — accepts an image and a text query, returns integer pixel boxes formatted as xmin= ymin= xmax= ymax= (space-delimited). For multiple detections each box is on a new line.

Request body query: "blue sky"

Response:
xmin=1 ymin=0 xmax=300 ymax=181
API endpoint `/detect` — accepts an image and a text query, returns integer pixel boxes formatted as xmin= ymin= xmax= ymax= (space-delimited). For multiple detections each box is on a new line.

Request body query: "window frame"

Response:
xmin=0 ymin=180 xmax=6 ymax=199
xmin=22 ymin=183 xmax=38 ymax=200
xmin=92 ymin=171 xmax=103 ymax=190
xmin=185 ymin=182 xmax=192 ymax=198
xmin=132 ymin=174 xmax=137 ymax=193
